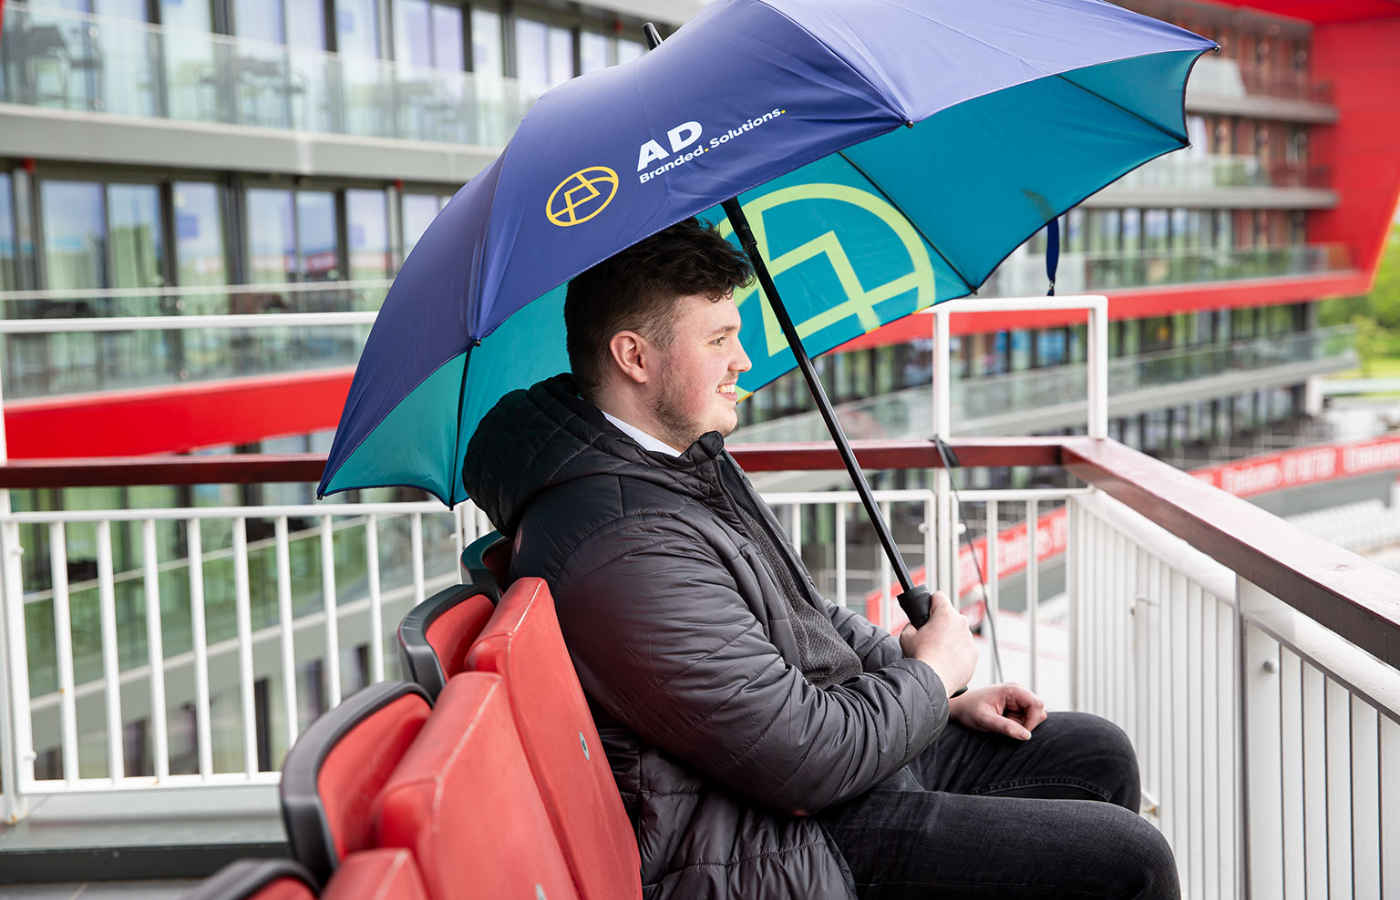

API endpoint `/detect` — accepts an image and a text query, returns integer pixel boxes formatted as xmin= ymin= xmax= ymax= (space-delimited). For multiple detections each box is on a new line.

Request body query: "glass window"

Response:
xmin=516 ymin=18 xmax=573 ymax=89
xmin=337 ymin=0 xmax=382 ymax=59
xmin=1121 ymin=209 xmax=1141 ymax=254
xmin=346 ymin=189 xmax=389 ymax=280
xmin=41 ymin=181 xmax=107 ymax=290
xmin=173 ymin=183 xmax=227 ymax=287
xmin=288 ymin=1 xmax=328 ymax=50
xmin=1088 ymin=209 xmax=1119 ymax=254
xmin=1144 ymin=210 xmax=1169 ymax=252
xmin=471 ymin=8 xmax=504 ymax=76
xmin=106 ymin=184 xmax=165 ymax=289
xmin=401 ymin=193 xmax=441 ymax=256
xmin=246 ymin=188 xmax=295 ymax=284
xmin=580 ymin=30 xmax=610 ymax=74
xmin=1036 ymin=328 xmax=1067 ymax=368
xmin=1009 ymin=329 xmax=1031 ymax=371
xmin=617 ymin=38 xmax=643 ymax=64
xmin=297 ymin=191 xmax=339 ymax=281
xmin=0 ymin=174 xmax=15 ymax=291
xmin=394 ymin=0 xmax=433 ymax=66
xmin=1066 ymin=208 xmax=1085 ymax=253
xmin=235 ymin=0 xmax=286 ymax=43
xmin=432 ymin=5 xmax=465 ymax=70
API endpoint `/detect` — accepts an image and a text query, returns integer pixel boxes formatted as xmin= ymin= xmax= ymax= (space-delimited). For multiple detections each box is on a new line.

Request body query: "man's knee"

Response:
xmin=1045 ymin=711 xmax=1142 ymax=812
xmin=1101 ymin=805 xmax=1181 ymax=900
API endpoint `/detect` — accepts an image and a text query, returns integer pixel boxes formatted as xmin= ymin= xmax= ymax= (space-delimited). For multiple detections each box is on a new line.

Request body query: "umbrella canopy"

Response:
xmin=319 ymin=0 xmax=1215 ymax=505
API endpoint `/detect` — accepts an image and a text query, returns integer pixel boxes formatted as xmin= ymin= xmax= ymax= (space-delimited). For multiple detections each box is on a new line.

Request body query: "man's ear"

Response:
xmin=608 ymin=330 xmax=650 ymax=386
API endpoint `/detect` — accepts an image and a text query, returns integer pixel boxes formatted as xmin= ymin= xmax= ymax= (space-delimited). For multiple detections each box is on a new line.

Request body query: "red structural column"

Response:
xmin=1308 ymin=16 xmax=1400 ymax=282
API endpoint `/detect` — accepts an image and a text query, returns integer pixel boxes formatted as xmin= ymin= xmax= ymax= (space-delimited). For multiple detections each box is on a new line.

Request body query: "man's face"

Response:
xmin=651 ymin=292 xmax=752 ymax=450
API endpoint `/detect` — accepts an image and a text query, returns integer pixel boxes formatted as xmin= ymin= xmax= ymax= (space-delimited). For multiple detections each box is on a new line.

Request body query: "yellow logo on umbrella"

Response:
xmin=547 ymin=167 xmax=620 ymax=227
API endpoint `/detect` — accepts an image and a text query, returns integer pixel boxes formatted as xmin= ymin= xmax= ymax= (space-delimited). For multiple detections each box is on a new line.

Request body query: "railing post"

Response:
xmin=1238 ymin=578 xmax=1284 ymax=900
xmin=932 ymin=307 xmax=954 ymax=599
xmin=1086 ymin=296 xmax=1109 ymax=440
xmin=0 ymin=337 xmax=30 ymax=823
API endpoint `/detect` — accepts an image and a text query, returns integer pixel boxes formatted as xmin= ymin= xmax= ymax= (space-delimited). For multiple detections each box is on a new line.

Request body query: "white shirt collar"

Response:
xmin=601 ymin=410 xmax=682 ymax=457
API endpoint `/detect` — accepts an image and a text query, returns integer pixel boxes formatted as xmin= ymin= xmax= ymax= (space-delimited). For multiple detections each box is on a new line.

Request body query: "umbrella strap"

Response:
xmin=1045 ymin=217 xmax=1060 ymax=297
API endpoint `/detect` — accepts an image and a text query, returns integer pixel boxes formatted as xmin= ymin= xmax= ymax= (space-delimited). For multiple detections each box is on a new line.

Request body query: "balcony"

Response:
xmin=732 ymin=323 xmax=1356 ymax=447
xmin=0 ymin=294 xmax=1395 ymax=894
xmin=0 ymin=2 xmax=531 ymax=178
xmin=1 ymin=437 xmax=1398 ymax=894
xmin=0 ymin=281 xmax=385 ymax=400
xmin=1087 ymin=153 xmax=1337 ymax=211
xmin=984 ymin=243 xmax=1353 ymax=297
xmin=1185 ymin=55 xmax=1336 ymax=122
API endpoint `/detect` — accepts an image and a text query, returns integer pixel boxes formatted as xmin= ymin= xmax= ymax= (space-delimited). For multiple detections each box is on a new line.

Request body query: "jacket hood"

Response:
xmin=461 ymin=373 xmax=728 ymax=535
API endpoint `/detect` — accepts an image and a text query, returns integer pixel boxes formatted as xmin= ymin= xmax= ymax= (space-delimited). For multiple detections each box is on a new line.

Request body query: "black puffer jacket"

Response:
xmin=461 ymin=374 xmax=949 ymax=900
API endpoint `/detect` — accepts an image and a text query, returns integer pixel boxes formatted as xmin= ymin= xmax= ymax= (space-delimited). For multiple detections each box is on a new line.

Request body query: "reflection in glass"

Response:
xmin=346 ymin=189 xmax=389 ymax=280
xmin=173 ymin=182 xmax=227 ymax=286
xmin=161 ymin=0 xmax=217 ymax=120
xmin=106 ymin=183 xmax=164 ymax=288
xmin=234 ymin=0 xmax=286 ymax=44
xmin=431 ymin=6 xmax=464 ymax=71
xmin=297 ymin=191 xmax=338 ymax=281
xmin=401 ymin=193 xmax=441 ymax=258
xmin=515 ymin=19 xmax=573 ymax=90
xmin=393 ymin=0 xmax=432 ymax=66
xmin=580 ymin=31 xmax=610 ymax=74
xmin=336 ymin=0 xmax=381 ymax=59
xmin=471 ymin=8 xmax=504 ymax=76
xmin=246 ymin=188 xmax=295 ymax=284
xmin=617 ymin=39 xmax=644 ymax=64
xmin=41 ymin=180 xmax=106 ymax=290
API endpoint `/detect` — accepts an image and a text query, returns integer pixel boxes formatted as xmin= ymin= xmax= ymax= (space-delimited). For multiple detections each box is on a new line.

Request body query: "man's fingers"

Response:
xmin=989 ymin=713 xmax=1032 ymax=741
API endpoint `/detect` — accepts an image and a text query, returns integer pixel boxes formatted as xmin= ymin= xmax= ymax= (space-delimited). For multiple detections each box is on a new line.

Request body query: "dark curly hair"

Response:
xmin=565 ymin=217 xmax=754 ymax=403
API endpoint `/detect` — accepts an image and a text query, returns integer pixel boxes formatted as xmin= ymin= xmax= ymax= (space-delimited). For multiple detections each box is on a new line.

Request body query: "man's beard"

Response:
xmin=653 ymin=366 xmax=735 ymax=451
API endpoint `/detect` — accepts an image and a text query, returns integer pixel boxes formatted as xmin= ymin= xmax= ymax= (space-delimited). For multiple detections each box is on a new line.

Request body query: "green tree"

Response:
xmin=1320 ymin=222 xmax=1400 ymax=329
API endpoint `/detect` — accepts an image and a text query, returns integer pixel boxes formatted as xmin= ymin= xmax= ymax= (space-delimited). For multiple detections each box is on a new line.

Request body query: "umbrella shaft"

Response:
xmin=721 ymin=198 xmax=916 ymax=598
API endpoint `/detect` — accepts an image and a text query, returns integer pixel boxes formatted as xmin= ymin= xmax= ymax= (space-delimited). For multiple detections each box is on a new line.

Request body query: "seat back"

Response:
xmin=280 ymin=681 xmax=432 ymax=886
xmin=322 ymin=849 xmax=429 ymax=900
xmin=465 ymin=579 xmax=642 ymax=900
xmin=179 ymin=859 xmax=317 ymax=900
xmin=460 ymin=530 xmax=512 ymax=596
xmin=397 ymin=584 xmax=495 ymax=700
xmin=372 ymin=672 xmax=579 ymax=900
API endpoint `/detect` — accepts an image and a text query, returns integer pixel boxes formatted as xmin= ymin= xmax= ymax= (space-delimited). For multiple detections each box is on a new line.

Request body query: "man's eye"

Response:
xmin=712 ymin=336 xmax=726 ymax=345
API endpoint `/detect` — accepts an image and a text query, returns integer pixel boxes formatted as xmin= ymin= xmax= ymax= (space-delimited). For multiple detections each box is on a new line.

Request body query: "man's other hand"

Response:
xmin=897 ymin=590 xmax=978 ymax=695
xmin=948 ymin=683 xmax=1048 ymax=741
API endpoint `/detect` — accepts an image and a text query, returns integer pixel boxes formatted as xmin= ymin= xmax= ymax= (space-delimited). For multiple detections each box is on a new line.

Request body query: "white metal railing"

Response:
xmin=1069 ymin=489 xmax=1400 ymax=899
xmin=0 ymin=500 xmax=479 ymax=803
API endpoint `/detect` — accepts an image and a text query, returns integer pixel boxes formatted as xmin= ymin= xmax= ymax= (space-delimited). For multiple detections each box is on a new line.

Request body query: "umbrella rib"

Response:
xmin=447 ymin=342 xmax=475 ymax=509
xmin=1051 ymin=68 xmax=1191 ymax=145
xmin=835 ymin=150 xmax=977 ymax=295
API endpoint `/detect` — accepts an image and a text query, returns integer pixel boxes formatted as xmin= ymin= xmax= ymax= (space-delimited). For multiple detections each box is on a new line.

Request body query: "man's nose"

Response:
xmin=732 ymin=337 xmax=752 ymax=373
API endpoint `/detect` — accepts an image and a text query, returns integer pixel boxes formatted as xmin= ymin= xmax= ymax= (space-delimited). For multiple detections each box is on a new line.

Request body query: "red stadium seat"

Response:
xmin=397 ymin=584 xmax=495 ymax=700
xmin=322 ymin=849 xmax=429 ymax=900
xmin=372 ymin=672 xmax=579 ymax=900
xmin=179 ymin=859 xmax=316 ymax=900
xmin=465 ymin=578 xmax=643 ymax=900
xmin=280 ymin=682 xmax=432 ymax=886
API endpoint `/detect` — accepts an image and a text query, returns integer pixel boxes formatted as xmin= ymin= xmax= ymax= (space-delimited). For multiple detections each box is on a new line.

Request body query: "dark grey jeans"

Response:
xmin=817 ymin=711 xmax=1179 ymax=900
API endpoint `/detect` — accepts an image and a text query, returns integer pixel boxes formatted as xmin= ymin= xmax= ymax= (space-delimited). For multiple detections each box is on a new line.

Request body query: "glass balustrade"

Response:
xmin=0 ymin=281 xmax=389 ymax=399
xmin=985 ymin=243 xmax=1350 ymax=297
xmin=0 ymin=1 xmax=539 ymax=144
xmin=730 ymin=326 xmax=1357 ymax=444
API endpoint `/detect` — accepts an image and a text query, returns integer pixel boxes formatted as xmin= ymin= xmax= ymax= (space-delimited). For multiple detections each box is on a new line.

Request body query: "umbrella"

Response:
xmin=318 ymin=0 xmax=1215 ymax=625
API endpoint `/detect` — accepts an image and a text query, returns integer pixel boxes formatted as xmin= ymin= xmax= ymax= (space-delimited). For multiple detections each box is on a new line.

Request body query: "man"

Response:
xmin=461 ymin=218 xmax=1178 ymax=900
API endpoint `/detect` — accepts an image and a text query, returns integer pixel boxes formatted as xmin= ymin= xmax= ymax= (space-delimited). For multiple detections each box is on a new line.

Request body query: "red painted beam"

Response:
xmin=5 ymin=368 xmax=355 ymax=459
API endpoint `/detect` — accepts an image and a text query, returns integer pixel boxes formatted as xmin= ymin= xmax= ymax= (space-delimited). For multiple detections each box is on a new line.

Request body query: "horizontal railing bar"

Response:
xmin=0 ymin=279 xmax=394 ymax=303
xmin=761 ymin=488 xmax=1087 ymax=504
xmin=1061 ymin=437 xmax=1400 ymax=669
xmin=0 ymin=312 xmax=379 ymax=333
xmin=22 ymin=772 xmax=283 ymax=793
xmin=0 ymin=440 xmax=1067 ymax=489
xmin=2 ymin=501 xmax=446 ymax=524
